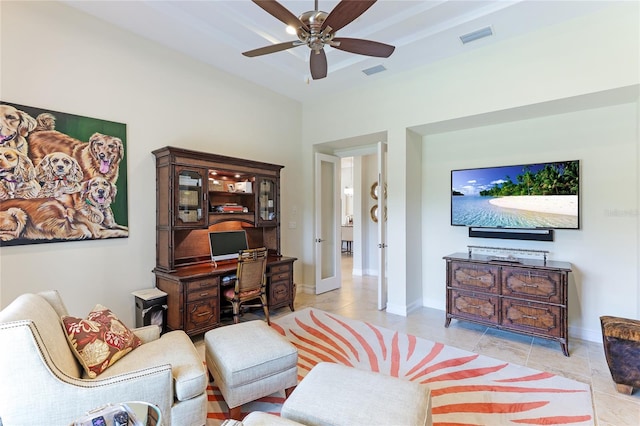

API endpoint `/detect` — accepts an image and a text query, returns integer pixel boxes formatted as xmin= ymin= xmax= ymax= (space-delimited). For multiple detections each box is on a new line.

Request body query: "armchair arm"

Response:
xmin=133 ymin=324 xmax=161 ymax=343
xmin=0 ymin=321 xmax=174 ymax=426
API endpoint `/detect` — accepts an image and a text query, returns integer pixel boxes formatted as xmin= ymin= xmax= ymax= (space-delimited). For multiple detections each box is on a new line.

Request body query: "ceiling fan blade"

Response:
xmin=332 ymin=37 xmax=395 ymax=58
xmin=310 ymin=49 xmax=328 ymax=80
xmin=243 ymin=41 xmax=303 ymax=57
xmin=252 ymin=0 xmax=309 ymax=32
xmin=322 ymin=0 xmax=376 ymax=33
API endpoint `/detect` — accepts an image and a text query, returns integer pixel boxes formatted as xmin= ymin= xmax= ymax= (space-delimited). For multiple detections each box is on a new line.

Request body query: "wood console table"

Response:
xmin=444 ymin=252 xmax=572 ymax=356
xmin=155 ymin=256 xmax=296 ymax=336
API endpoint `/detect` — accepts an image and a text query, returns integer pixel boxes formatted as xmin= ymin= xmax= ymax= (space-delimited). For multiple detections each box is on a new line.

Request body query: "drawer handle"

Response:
xmin=467 ymin=276 xmax=488 ymax=282
xmin=522 ymin=314 xmax=538 ymax=320
xmin=197 ymin=312 xmax=210 ymax=317
xmin=526 ymin=272 xmax=551 ymax=279
xmin=199 ymin=282 xmax=210 ymax=287
xmin=522 ymin=283 xmax=539 ymax=288
xmin=199 ymin=292 xmax=209 ymax=297
xmin=467 ymin=304 xmax=481 ymax=309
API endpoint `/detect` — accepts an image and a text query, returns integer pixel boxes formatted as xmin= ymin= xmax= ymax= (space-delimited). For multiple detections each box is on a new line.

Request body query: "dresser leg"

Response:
xmin=561 ymin=342 xmax=570 ymax=357
xmin=444 ymin=317 xmax=452 ymax=327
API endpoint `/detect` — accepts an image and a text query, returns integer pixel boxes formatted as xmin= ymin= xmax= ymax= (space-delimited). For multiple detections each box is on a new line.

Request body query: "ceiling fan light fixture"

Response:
xmin=362 ymin=65 xmax=387 ymax=76
xmin=286 ymin=25 xmax=297 ymax=35
xmin=459 ymin=26 xmax=493 ymax=44
xmin=244 ymin=0 xmax=396 ymax=80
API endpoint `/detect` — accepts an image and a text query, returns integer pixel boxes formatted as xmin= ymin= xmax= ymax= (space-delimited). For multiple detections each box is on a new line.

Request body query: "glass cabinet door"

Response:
xmin=257 ymin=177 xmax=277 ymax=225
xmin=176 ymin=166 xmax=207 ymax=227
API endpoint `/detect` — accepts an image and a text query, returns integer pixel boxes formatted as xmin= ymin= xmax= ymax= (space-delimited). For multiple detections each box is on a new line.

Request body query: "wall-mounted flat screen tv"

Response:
xmin=451 ymin=160 xmax=579 ymax=229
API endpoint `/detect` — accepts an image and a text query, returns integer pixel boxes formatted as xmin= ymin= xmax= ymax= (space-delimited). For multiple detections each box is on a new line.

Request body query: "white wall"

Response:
xmin=422 ymin=103 xmax=639 ymax=341
xmin=0 ymin=1 xmax=303 ymax=325
xmin=299 ymin=2 xmax=639 ymax=340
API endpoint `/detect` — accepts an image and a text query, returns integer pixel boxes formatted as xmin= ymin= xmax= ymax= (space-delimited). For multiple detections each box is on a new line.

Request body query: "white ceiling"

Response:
xmin=63 ymin=1 xmax=612 ymax=103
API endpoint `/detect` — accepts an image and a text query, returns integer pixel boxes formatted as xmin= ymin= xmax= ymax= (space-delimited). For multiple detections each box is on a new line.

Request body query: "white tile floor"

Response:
xmin=201 ymin=255 xmax=640 ymax=425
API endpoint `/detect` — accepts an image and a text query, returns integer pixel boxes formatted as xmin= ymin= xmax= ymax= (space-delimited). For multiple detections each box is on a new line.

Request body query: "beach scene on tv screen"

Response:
xmin=451 ymin=161 xmax=579 ymax=229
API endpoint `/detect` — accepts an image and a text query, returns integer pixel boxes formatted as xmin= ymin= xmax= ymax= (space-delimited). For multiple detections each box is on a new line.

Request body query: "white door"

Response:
xmin=377 ymin=142 xmax=388 ymax=310
xmin=314 ymin=153 xmax=341 ymax=294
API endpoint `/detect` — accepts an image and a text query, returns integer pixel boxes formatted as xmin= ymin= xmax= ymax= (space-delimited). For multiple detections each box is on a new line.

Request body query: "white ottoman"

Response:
xmin=204 ymin=320 xmax=298 ymax=420
xmin=281 ymin=362 xmax=432 ymax=426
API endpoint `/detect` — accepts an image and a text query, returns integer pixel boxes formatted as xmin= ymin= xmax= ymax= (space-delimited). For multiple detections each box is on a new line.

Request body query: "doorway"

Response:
xmin=340 ymin=157 xmax=355 ymax=286
xmin=313 ymin=131 xmax=388 ymax=307
xmin=338 ymin=152 xmax=385 ymax=307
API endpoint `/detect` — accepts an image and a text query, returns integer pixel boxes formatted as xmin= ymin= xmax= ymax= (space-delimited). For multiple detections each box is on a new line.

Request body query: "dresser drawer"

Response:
xmin=501 ymin=267 xmax=562 ymax=304
xmin=449 ymin=289 xmax=499 ymax=324
xmin=449 ymin=261 xmax=499 ymax=294
xmin=270 ymin=263 xmax=291 ymax=275
xmin=501 ymin=298 xmax=563 ymax=337
xmin=186 ymin=278 xmax=219 ymax=302
xmin=269 ymin=280 xmax=290 ymax=306
xmin=185 ymin=299 xmax=218 ymax=332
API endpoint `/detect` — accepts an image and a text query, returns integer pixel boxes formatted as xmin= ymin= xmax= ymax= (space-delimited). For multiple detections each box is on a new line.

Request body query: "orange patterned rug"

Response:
xmin=207 ymin=308 xmax=594 ymax=425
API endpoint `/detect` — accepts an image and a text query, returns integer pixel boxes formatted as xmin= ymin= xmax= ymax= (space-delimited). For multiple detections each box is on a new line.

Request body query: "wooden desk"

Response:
xmin=154 ymin=256 xmax=296 ymax=336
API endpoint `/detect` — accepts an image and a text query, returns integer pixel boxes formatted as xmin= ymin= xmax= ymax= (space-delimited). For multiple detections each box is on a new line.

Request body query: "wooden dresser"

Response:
xmin=443 ymin=252 xmax=572 ymax=356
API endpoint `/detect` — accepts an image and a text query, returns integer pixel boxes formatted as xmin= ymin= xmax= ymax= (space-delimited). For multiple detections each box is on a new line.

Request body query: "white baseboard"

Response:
xmin=297 ymin=282 xmax=315 ymax=294
xmin=569 ymin=325 xmax=601 ymax=343
xmin=386 ymin=303 xmax=407 ymax=316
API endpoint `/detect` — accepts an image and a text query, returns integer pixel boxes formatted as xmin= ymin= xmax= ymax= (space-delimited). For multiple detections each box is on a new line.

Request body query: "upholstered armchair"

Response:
xmin=0 ymin=290 xmax=207 ymax=425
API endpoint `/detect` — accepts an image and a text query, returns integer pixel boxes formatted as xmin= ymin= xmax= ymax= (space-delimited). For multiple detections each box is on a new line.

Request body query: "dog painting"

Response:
xmin=0 ymin=104 xmax=37 ymax=155
xmin=0 ymin=101 xmax=128 ymax=246
xmin=0 ymin=147 xmax=41 ymax=199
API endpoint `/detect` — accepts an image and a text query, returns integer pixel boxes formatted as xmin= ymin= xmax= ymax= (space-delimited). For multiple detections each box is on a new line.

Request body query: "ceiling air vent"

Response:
xmin=459 ymin=26 xmax=493 ymax=44
xmin=362 ymin=65 xmax=387 ymax=76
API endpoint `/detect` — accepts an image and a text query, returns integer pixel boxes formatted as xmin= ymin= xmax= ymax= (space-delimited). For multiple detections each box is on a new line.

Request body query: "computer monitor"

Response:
xmin=208 ymin=230 xmax=249 ymax=263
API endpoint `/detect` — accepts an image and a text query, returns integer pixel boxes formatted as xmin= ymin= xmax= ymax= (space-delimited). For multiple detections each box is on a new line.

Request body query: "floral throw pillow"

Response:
xmin=62 ymin=304 xmax=142 ymax=378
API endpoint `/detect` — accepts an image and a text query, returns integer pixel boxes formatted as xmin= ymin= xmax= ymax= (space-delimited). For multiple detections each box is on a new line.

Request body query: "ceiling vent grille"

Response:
xmin=362 ymin=65 xmax=387 ymax=76
xmin=459 ymin=26 xmax=493 ymax=44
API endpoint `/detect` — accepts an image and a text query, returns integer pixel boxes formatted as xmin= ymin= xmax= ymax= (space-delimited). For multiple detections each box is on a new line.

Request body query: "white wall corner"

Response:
xmin=386 ymin=302 xmax=408 ymax=317
xmin=406 ymin=298 xmax=424 ymax=315
xmin=569 ymin=325 xmax=602 ymax=344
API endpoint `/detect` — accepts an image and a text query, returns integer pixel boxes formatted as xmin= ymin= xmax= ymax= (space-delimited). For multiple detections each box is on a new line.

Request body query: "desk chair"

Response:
xmin=223 ymin=247 xmax=270 ymax=325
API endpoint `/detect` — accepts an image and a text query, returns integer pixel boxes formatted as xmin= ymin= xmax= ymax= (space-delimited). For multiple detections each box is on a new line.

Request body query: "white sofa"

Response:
xmin=0 ymin=290 xmax=207 ymax=425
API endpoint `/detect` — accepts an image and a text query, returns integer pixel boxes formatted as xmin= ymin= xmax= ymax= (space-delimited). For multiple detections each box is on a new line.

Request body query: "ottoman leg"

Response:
xmin=229 ymin=405 xmax=242 ymax=420
xmin=285 ymin=385 xmax=296 ymax=398
xmin=616 ymin=383 xmax=633 ymax=395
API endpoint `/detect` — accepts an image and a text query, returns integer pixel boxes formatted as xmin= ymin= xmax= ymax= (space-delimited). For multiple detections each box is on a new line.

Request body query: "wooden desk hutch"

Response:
xmin=153 ymin=146 xmax=296 ymax=336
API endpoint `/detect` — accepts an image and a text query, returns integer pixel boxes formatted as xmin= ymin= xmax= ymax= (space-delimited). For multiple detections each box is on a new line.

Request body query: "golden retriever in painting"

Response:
xmin=73 ymin=177 xmax=127 ymax=231
xmin=0 ymin=207 xmax=28 ymax=241
xmin=0 ymin=147 xmax=41 ymax=200
xmin=0 ymin=197 xmax=128 ymax=242
xmin=28 ymin=129 xmax=124 ymax=183
xmin=36 ymin=152 xmax=83 ymax=198
xmin=0 ymin=104 xmax=37 ymax=155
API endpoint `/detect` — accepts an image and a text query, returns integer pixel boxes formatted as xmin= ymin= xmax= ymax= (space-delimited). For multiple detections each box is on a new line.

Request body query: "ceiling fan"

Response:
xmin=242 ymin=0 xmax=395 ymax=80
